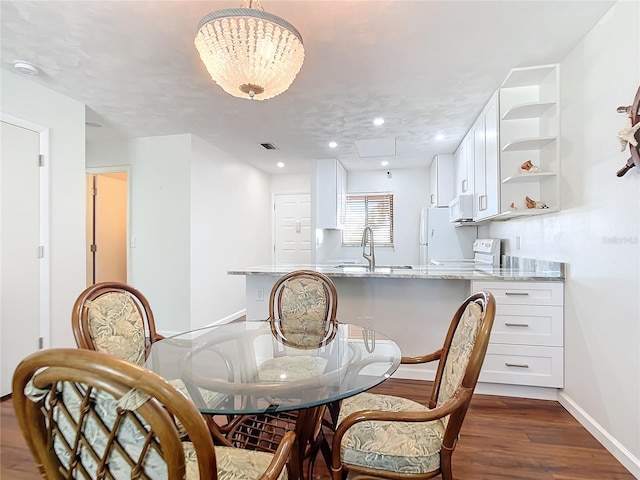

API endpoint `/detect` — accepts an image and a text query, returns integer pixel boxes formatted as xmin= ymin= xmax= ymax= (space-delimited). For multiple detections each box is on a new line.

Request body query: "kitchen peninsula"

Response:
xmin=229 ymin=257 xmax=565 ymax=399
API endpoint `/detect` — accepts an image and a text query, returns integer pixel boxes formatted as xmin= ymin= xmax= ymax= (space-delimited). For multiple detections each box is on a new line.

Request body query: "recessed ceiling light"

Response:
xmin=13 ymin=60 xmax=39 ymax=75
xmin=85 ymin=121 xmax=103 ymax=128
xmin=435 ymin=134 xmax=445 ymax=141
xmin=276 ymin=162 xmax=285 ymax=168
xmin=381 ymin=160 xmax=389 ymax=166
xmin=373 ymin=117 xmax=384 ymax=126
xmin=329 ymin=141 xmax=337 ymax=148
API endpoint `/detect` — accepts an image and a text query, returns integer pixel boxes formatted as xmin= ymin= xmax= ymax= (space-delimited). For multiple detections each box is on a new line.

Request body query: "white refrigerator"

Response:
xmin=419 ymin=207 xmax=478 ymax=265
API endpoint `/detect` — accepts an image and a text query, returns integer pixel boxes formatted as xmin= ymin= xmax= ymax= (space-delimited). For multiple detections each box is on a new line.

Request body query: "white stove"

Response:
xmin=430 ymin=238 xmax=501 ymax=269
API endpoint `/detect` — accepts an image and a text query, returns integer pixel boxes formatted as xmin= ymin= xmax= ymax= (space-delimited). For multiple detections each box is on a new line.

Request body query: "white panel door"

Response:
xmin=274 ymin=194 xmax=311 ymax=265
xmin=0 ymin=121 xmax=41 ymax=396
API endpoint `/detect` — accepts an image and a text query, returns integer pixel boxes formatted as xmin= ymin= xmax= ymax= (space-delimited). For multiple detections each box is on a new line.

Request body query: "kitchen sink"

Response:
xmin=333 ymin=264 xmax=413 ymax=270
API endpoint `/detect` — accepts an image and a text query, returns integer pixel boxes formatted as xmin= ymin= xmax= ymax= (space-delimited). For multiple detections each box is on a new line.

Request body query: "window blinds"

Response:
xmin=342 ymin=193 xmax=394 ymax=246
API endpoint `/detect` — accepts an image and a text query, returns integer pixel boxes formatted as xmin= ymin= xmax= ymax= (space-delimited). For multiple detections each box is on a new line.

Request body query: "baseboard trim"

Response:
xmin=159 ymin=309 xmax=247 ymax=337
xmin=557 ymin=391 xmax=639 ymax=478
xmin=207 ymin=309 xmax=246 ymax=327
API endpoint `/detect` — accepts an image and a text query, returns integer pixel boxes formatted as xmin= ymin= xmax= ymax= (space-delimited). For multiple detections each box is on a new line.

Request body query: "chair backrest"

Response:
xmin=268 ymin=270 xmax=339 ymax=349
xmin=12 ymin=348 xmax=217 ymax=479
xmin=72 ymin=282 xmax=162 ymax=366
xmin=428 ymin=291 xmax=495 ymax=449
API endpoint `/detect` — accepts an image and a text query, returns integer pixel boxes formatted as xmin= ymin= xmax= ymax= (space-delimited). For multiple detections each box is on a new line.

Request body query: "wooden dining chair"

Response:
xmin=12 ymin=348 xmax=295 ymax=480
xmin=330 ymin=291 xmax=496 ymax=480
xmin=268 ymin=269 xmax=339 ymax=349
xmin=71 ymin=281 xmax=228 ymax=439
xmin=256 ymin=269 xmax=340 ymax=387
xmin=72 ymin=281 xmax=162 ymax=366
xmin=226 ymin=270 xmax=339 ymax=477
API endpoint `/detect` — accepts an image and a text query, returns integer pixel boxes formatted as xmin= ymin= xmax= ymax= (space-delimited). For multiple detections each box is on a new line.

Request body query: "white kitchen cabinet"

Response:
xmin=473 ymin=90 xmax=500 ymax=221
xmin=472 ymin=280 xmax=564 ymax=388
xmin=453 ymin=145 xmax=463 ymax=196
xmin=498 ymin=65 xmax=560 ymax=217
xmin=316 ymin=158 xmax=346 ymax=229
xmin=429 ymin=154 xmax=454 ymax=207
xmin=453 ymin=132 xmax=473 ymax=196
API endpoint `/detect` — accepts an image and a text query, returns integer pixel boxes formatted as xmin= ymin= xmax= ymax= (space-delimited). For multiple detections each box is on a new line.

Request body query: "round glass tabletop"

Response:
xmin=145 ymin=321 xmax=401 ymax=414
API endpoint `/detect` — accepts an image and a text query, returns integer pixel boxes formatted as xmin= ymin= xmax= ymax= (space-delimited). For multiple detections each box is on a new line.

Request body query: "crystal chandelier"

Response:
xmin=194 ymin=0 xmax=305 ymax=100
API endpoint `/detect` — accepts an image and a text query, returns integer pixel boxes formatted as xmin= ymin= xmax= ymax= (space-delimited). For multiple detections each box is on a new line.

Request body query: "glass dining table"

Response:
xmin=145 ymin=320 xmax=401 ymax=480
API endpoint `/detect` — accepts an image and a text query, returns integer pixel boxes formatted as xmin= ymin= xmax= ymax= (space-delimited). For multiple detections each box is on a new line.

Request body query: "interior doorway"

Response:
xmin=274 ymin=193 xmax=311 ymax=265
xmin=86 ymin=168 xmax=129 ymax=285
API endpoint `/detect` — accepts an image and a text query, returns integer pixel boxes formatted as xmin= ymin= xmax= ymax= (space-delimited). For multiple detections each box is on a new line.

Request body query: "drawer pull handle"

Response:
xmin=505 ymin=292 xmax=529 ymax=296
xmin=505 ymin=362 xmax=530 ymax=368
xmin=505 ymin=322 xmax=529 ymax=327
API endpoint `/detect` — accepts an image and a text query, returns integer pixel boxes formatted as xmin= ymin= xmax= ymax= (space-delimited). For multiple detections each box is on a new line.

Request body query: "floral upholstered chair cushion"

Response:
xmin=337 ymin=392 xmax=443 ymax=474
xmin=85 ymin=292 xmax=147 ymax=365
xmin=257 ymin=355 xmax=328 ymax=382
xmin=276 ymin=276 xmax=331 ymax=349
xmin=185 ymin=444 xmax=288 ymax=480
xmin=436 ymin=301 xmax=482 ymax=419
xmin=335 ymin=301 xmax=483 ymax=475
xmin=25 ymin=379 xmax=287 ymax=480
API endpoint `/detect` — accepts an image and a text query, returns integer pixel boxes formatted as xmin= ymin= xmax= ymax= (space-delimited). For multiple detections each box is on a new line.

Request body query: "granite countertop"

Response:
xmin=228 ymin=257 xmax=565 ymax=281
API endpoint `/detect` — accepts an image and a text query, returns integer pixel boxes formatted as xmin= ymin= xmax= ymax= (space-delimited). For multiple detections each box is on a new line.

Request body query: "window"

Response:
xmin=342 ymin=193 xmax=394 ymax=246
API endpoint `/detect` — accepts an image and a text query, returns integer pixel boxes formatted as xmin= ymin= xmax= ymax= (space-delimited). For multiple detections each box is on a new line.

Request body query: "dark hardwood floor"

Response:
xmin=1 ymin=378 xmax=633 ymax=479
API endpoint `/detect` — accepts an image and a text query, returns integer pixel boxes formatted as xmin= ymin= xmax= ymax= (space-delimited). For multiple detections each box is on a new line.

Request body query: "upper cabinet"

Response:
xmin=453 ymin=64 xmax=560 ymax=223
xmin=473 ymin=91 xmax=500 ymax=221
xmin=429 ymin=154 xmax=454 ymax=207
xmin=498 ymin=64 xmax=560 ymax=218
xmin=316 ymin=159 xmax=346 ymax=229
xmin=453 ymin=132 xmax=474 ymax=196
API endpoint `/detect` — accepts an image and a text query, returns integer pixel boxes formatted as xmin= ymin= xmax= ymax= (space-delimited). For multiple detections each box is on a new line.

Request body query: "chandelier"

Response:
xmin=194 ymin=0 xmax=305 ymax=100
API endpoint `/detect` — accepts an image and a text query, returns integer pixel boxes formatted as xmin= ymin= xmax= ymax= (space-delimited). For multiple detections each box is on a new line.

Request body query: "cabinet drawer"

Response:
xmin=479 ymin=344 xmax=563 ymax=388
xmin=472 ymin=281 xmax=563 ymax=306
xmin=491 ymin=305 xmax=563 ymax=346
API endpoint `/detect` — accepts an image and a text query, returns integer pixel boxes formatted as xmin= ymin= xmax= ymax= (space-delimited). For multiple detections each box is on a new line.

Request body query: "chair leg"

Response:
xmin=326 ymin=399 xmax=341 ymax=429
xmin=440 ymin=449 xmax=454 ymax=480
xmin=319 ymin=429 xmax=333 ymax=472
xmin=204 ymin=415 xmax=234 ymax=446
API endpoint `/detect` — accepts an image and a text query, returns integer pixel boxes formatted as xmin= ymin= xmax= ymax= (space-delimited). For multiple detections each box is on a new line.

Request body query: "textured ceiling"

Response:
xmin=0 ymin=1 xmax=614 ymax=175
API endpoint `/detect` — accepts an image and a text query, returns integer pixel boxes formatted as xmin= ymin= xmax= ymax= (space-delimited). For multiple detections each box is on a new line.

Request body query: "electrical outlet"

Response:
xmin=515 ymin=236 xmax=521 ymax=250
xmin=256 ymin=288 xmax=264 ymax=301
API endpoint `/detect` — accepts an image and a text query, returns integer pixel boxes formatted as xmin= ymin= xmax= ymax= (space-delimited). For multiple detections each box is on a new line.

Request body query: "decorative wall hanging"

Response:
xmin=616 ymin=85 xmax=640 ymax=177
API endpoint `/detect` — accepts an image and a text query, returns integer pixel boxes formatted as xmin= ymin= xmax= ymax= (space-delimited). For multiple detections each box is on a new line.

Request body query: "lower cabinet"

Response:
xmin=471 ymin=280 xmax=564 ymax=388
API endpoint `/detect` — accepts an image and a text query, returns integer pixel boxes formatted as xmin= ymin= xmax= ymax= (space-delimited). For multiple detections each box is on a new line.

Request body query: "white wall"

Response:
xmin=190 ymin=136 xmax=271 ymax=329
xmin=87 ymin=135 xmax=273 ymax=333
xmin=127 ymin=135 xmax=192 ymax=333
xmin=488 ymin=2 xmax=639 ymax=473
xmin=271 ymin=173 xmax=311 ymax=194
xmin=1 ymin=69 xmax=86 ymax=348
xmin=316 ymin=168 xmax=430 ymax=265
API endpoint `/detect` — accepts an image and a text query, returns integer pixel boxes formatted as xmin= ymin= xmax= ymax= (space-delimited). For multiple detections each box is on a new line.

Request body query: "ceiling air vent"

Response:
xmin=260 ymin=142 xmax=278 ymax=150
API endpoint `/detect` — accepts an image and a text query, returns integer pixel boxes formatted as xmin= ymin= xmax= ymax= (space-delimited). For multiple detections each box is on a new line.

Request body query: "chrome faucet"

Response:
xmin=361 ymin=226 xmax=375 ymax=271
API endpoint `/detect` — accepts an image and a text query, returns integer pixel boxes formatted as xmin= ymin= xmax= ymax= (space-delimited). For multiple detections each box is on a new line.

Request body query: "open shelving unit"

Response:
xmin=502 ymin=172 xmax=557 ymax=184
xmin=501 ymin=101 xmax=556 ymax=121
xmin=498 ymin=64 xmax=560 ymax=216
xmin=502 ymin=136 xmax=556 ymax=152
